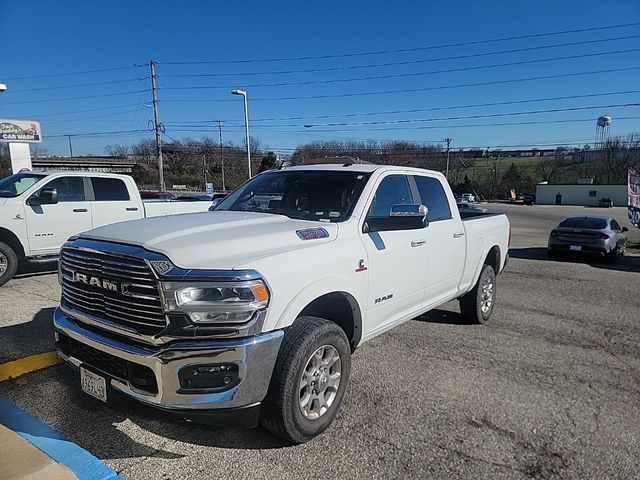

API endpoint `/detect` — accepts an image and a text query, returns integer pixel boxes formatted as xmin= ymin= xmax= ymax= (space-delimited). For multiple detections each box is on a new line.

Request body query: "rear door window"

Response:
xmin=91 ymin=177 xmax=130 ymax=201
xmin=413 ymin=175 xmax=452 ymax=222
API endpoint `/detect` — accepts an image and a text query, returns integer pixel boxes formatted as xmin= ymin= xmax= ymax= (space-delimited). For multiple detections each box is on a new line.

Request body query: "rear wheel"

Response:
xmin=0 ymin=242 xmax=18 ymax=287
xmin=261 ymin=316 xmax=351 ymax=444
xmin=460 ymin=264 xmax=496 ymax=324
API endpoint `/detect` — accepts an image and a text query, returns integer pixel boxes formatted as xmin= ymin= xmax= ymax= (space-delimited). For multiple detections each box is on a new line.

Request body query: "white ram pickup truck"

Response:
xmin=53 ymin=164 xmax=510 ymax=443
xmin=0 ymin=171 xmax=212 ymax=286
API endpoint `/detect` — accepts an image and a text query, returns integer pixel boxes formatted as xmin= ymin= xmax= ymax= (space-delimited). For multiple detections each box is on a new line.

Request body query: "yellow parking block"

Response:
xmin=0 ymin=351 xmax=61 ymax=382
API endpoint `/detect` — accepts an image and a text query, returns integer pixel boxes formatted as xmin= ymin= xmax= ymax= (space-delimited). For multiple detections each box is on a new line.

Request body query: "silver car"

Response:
xmin=547 ymin=216 xmax=628 ymax=262
xmin=458 ymin=203 xmax=487 ymax=214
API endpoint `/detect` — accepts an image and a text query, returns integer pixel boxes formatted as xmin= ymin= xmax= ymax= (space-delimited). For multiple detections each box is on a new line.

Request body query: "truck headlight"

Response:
xmin=161 ymin=280 xmax=269 ymax=324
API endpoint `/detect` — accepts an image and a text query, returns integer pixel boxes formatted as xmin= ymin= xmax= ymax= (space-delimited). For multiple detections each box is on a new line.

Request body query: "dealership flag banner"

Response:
xmin=0 ymin=119 xmax=42 ymax=143
xmin=629 ymin=167 xmax=640 ymax=228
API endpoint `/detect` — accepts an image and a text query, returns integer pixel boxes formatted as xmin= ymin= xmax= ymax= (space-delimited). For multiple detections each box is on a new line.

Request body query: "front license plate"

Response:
xmin=80 ymin=366 xmax=107 ymax=402
xmin=570 ymin=245 xmax=582 ymax=251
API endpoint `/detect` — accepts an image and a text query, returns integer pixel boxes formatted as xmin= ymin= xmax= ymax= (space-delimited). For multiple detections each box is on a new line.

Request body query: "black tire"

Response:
xmin=459 ymin=264 xmax=496 ymax=325
xmin=0 ymin=241 xmax=18 ymax=287
xmin=605 ymin=248 xmax=618 ymax=263
xmin=260 ymin=316 xmax=351 ymax=444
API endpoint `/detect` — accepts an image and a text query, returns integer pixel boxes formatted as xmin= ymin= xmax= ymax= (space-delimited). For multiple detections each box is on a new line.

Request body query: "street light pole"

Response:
xmin=217 ymin=120 xmax=226 ymax=191
xmin=231 ymin=89 xmax=251 ymax=179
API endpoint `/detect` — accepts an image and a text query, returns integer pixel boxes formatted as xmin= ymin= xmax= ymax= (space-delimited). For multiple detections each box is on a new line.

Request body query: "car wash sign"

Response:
xmin=629 ymin=167 xmax=640 ymax=228
xmin=0 ymin=119 xmax=42 ymax=143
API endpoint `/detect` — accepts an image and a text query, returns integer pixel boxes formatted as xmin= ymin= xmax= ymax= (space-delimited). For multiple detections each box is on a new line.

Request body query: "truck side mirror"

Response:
xmin=365 ymin=204 xmax=428 ymax=232
xmin=622 ymin=226 xmax=629 ymax=233
xmin=209 ymin=198 xmax=223 ymax=210
xmin=28 ymin=188 xmax=58 ymax=206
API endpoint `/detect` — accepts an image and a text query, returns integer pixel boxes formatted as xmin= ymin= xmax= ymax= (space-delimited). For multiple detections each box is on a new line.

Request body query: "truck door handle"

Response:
xmin=126 ymin=207 xmax=139 ymax=211
xmin=73 ymin=208 xmax=88 ymax=213
xmin=453 ymin=232 xmax=465 ymax=238
xmin=411 ymin=239 xmax=426 ymax=247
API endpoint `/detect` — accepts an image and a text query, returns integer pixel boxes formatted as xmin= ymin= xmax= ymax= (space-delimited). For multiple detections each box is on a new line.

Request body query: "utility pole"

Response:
xmin=444 ymin=137 xmax=452 ymax=182
xmin=202 ymin=153 xmax=207 ymax=187
xmin=218 ymin=120 xmax=226 ymax=191
xmin=149 ymin=60 xmax=165 ymax=191
xmin=66 ymin=135 xmax=74 ymax=157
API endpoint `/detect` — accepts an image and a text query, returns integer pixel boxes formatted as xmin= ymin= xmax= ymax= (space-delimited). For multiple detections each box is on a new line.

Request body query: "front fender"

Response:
xmin=263 ymin=274 xmax=364 ymax=334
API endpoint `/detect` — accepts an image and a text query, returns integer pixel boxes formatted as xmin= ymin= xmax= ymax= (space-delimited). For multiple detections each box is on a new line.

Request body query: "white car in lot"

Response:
xmin=0 ymin=171 xmax=211 ymax=286
xmin=54 ymin=164 xmax=510 ymax=443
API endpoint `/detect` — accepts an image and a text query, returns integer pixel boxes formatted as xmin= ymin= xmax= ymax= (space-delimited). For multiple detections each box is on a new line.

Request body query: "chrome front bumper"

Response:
xmin=53 ymin=307 xmax=283 ymax=411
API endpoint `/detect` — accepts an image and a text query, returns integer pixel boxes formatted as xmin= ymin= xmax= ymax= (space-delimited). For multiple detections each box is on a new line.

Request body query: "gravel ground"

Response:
xmin=1 ymin=205 xmax=639 ymax=480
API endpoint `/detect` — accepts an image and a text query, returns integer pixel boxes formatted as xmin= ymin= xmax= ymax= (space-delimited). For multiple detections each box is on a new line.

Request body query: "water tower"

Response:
xmin=595 ymin=114 xmax=612 ymax=149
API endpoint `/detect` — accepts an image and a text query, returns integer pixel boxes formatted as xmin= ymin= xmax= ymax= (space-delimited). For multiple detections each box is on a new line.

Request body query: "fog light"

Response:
xmin=178 ymin=364 xmax=239 ymax=392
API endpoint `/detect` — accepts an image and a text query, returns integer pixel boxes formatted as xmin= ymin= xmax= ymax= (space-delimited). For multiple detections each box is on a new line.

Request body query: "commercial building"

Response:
xmin=535 ymin=183 xmax=627 ymax=206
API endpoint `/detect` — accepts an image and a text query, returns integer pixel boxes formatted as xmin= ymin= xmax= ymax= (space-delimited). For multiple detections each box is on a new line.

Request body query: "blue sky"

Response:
xmin=0 ymin=0 xmax=639 ymax=156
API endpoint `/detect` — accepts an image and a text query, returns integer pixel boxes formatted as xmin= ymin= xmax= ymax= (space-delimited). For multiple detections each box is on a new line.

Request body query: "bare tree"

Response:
xmin=104 ymin=144 xmax=129 ymax=158
xmin=597 ymin=133 xmax=640 ymax=184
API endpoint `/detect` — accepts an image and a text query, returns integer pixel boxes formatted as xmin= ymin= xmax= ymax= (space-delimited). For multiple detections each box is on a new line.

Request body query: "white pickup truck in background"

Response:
xmin=53 ymin=164 xmax=510 ymax=443
xmin=0 ymin=171 xmax=211 ymax=286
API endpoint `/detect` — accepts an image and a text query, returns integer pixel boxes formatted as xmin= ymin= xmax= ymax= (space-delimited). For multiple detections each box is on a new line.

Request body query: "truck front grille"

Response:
xmin=60 ymin=248 xmax=167 ymax=336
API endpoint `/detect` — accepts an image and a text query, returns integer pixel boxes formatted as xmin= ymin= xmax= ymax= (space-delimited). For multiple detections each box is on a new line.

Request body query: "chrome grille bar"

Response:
xmin=60 ymin=247 xmax=167 ymax=337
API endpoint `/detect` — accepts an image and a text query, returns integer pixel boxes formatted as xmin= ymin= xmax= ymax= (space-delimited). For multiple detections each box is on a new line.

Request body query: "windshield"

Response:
xmin=558 ymin=217 xmax=608 ymax=230
xmin=0 ymin=173 xmax=46 ymax=198
xmin=214 ymin=170 xmax=372 ymax=222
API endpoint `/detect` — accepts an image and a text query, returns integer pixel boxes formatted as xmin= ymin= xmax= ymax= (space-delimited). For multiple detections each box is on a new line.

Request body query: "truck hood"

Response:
xmin=80 ymin=211 xmax=338 ymax=270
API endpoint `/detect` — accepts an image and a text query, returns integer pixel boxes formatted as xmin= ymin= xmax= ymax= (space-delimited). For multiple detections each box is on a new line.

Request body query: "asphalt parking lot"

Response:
xmin=1 ymin=204 xmax=639 ymax=479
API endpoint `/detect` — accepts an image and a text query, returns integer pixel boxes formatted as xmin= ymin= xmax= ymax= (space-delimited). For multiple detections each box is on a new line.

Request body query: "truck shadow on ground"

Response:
xmin=0 ymin=307 xmax=57 ymax=363
xmin=415 ymin=308 xmax=470 ymax=325
xmin=40 ymin=367 xmax=290 ymax=457
xmin=14 ymin=260 xmax=58 ymax=280
xmin=509 ymin=247 xmax=640 ymax=273
xmin=0 ymin=307 xmax=289 ymax=461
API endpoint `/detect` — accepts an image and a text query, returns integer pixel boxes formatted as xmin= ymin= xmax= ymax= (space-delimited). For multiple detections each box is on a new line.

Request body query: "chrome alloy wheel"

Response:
xmin=480 ymin=275 xmax=494 ymax=314
xmin=298 ymin=345 xmax=342 ymax=420
xmin=0 ymin=251 xmax=7 ymax=276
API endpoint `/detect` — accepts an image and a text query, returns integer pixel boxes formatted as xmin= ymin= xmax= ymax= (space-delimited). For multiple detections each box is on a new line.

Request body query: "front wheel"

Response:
xmin=459 ymin=264 xmax=496 ymax=324
xmin=260 ymin=316 xmax=351 ymax=444
xmin=0 ymin=241 xmax=18 ymax=287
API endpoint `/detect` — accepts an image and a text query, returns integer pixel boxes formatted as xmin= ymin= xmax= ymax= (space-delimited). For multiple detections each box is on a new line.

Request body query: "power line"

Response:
xmin=160 ymin=48 xmax=640 ymax=90
xmin=163 ymin=91 xmax=640 ymax=125
xmin=21 ymin=103 xmax=148 ymax=119
xmin=299 ymin=103 xmax=640 ymax=128
xmin=162 ymin=66 xmax=640 ymax=102
xmin=2 ymin=65 xmax=144 ymax=81
xmin=0 ymin=89 xmax=149 ymax=106
xmin=165 ymin=116 xmax=640 ymax=135
xmin=159 ymin=22 xmax=640 ymax=65
xmin=253 ymin=91 xmax=640 ymax=122
xmin=47 ymin=129 xmax=150 ymax=138
xmin=44 ymin=108 xmax=148 ymax=125
xmin=282 ymin=116 xmax=640 ymax=132
xmin=160 ymin=35 xmax=640 ymax=78
xmin=167 ymin=103 xmax=640 ymax=129
xmin=9 ymin=78 xmax=148 ymax=93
